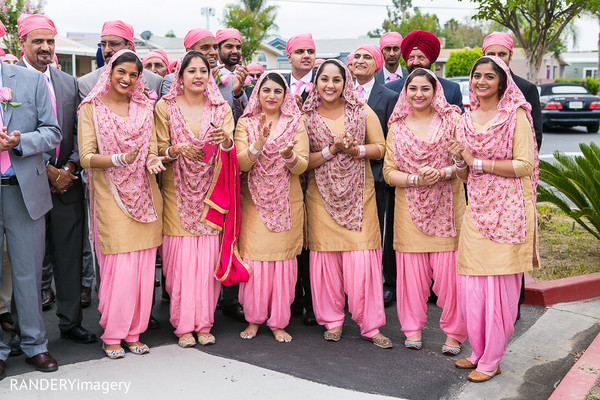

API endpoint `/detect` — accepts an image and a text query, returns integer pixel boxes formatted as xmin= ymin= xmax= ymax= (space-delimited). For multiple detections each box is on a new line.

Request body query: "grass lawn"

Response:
xmin=533 ymin=204 xmax=600 ymax=281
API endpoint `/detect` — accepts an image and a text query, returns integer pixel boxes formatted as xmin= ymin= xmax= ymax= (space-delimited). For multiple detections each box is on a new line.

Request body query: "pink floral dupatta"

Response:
xmin=162 ymin=54 xmax=227 ymax=235
xmin=242 ymin=72 xmax=301 ymax=232
xmin=302 ymin=59 xmax=366 ymax=232
xmin=388 ymin=69 xmax=461 ymax=237
xmin=455 ymin=56 xmax=539 ymax=244
xmin=78 ymin=49 xmax=157 ymax=223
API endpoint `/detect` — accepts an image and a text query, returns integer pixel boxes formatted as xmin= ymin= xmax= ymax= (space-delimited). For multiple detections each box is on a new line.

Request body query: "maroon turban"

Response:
xmin=400 ymin=30 xmax=440 ymax=64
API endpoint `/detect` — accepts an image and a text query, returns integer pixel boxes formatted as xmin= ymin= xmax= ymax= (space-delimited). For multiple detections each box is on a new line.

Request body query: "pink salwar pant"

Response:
xmin=95 ymin=245 xmax=157 ymax=345
xmin=239 ymin=258 xmax=297 ymax=330
xmin=161 ymin=235 xmax=221 ymax=337
xmin=458 ymin=273 xmax=522 ymax=372
xmin=310 ymin=249 xmax=386 ymax=338
xmin=395 ymin=251 xmax=467 ymax=342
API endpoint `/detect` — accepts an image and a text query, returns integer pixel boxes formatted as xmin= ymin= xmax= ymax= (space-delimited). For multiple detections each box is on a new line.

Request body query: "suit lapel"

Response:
xmin=1 ymin=66 xmax=17 ymax=127
xmin=49 ymin=67 xmax=63 ymax=127
xmin=368 ymin=83 xmax=384 ymax=110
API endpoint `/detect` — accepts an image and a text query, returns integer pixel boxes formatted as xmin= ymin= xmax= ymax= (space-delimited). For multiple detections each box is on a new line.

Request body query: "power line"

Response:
xmin=269 ymin=0 xmax=474 ymax=9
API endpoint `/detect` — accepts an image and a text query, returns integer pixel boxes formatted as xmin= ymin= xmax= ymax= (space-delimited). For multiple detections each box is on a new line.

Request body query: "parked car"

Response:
xmin=446 ymin=76 xmax=470 ymax=83
xmin=459 ymin=81 xmax=470 ymax=111
xmin=538 ymin=83 xmax=600 ymax=133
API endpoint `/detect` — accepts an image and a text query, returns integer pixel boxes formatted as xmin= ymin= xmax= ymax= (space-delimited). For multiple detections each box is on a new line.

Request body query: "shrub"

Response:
xmin=555 ymin=77 xmax=600 ymax=95
xmin=445 ymin=47 xmax=482 ymax=78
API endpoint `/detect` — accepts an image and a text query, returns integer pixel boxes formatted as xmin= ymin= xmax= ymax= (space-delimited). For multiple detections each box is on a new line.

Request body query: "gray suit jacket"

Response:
xmin=77 ymin=65 xmax=163 ymax=101
xmin=17 ymin=59 xmax=84 ymax=204
xmin=367 ymin=81 xmax=399 ymax=184
xmin=374 ymin=67 xmax=408 ymax=85
xmin=1 ymin=62 xmax=62 ymax=219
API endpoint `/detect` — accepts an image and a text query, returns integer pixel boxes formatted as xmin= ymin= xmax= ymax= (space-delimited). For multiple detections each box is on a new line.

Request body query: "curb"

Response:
xmin=549 ymin=331 xmax=600 ymax=399
xmin=524 ymin=272 xmax=600 ymax=307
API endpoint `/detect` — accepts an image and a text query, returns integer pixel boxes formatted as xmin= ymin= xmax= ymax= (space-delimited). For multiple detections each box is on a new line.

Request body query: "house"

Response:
xmin=562 ymin=51 xmax=598 ymax=79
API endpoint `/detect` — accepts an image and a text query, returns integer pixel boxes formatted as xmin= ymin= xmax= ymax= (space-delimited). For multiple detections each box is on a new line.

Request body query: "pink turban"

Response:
xmin=314 ymin=58 xmax=325 ymax=67
xmin=482 ymin=31 xmax=514 ymax=53
xmin=0 ymin=20 xmax=5 ymax=38
xmin=0 ymin=48 xmax=5 ymax=57
xmin=216 ymin=28 xmax=242 ymax=44
xmin=184 ymin=28 xmax=214 ymax=49
xmin=17 ymin=14 xmax=57 ymax=37
xmin=168 ymin=59 xmax=177 ymax=73
xmin=379 ymin=32 xmax=403 ymax=49
xmin=346 ymin=52 xmax=355 ymax=66
xmin=286 ymin=33 xmax=315 ymax=55
xmin=101 ymin=20 xmax=135 ymax=51
xmin=1 ymin=54 xmax=18 ymax=62
xmin=356 ymin=44 xmax=384 ymax=72
xmin=401 ymin=30 xmax=440 ymax=64
xmin=246 ymin=62 xmax=264 ymax=73
xmin=142 ymin=50 xmax=169 ymax=67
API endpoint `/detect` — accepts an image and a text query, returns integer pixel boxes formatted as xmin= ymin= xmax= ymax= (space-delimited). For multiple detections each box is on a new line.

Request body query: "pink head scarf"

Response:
xmin=456 ymin=56 xmax=538 ymax=244
xmin=0 ymin=20 xmax=5 ymax=37
xmin=184 ymin=28 xmax=214 ymax=49
xmin=379 ymin=32 xmax=403 ymax=49
xmin=303 ymin=59 xmax=367 ymax=232
xmin=79 ymin=49 xmax=157 ymax=224
xmin=162 ymin=52 xmax=229 ymax=235
xmin=388 ymin=69 xmax=461 ymax=237
xmin=286 ymin=33 xmax=315 ymax=55
xmin=356 ymin=44 xmax=384 ymax=72
xmin=101 ymin=20 xmax=136 ymax=51
xmin=0 ymin=48 xmax=5 ymax=57
xmin=216 ymin=28 xmax=242 ymax=44
xmin=17 ymin=14 xmax=57 ymax=37
xmin=246 ymin=62 xmax=264 ymax=74
xmin=142 ymin=50 xmax=169 ymax=67
xmin=482 ymin=31 xmax=513 ymax=53
xmin=241 ymin=72 xmax=301 ymax=232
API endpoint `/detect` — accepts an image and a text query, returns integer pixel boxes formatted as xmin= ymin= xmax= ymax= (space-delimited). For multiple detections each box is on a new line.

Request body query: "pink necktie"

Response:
xmin=293 ymin=81 xmax=304 ymax=96
xmin=44 ymin=74 xmax=60 ymax=158
xmin=0 ymin=111 xmax=8 ymax=175
xmin=388 ymin=73 xmax=398 ymax=81
xmin=357 ymin=85 xmax=364 ymax=98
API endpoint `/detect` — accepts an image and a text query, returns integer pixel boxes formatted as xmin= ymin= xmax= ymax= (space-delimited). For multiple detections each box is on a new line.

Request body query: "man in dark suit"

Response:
xmin=353 ymin=45 xmax=399 ymax=307
xmin=386 ymin=30 xmax=464 ymax=113
xmin=284 ymin=33 xmax=316 ymax=325
xmin=0 ymin=19 xmax=62 ymax=379
xmin=17 ymin=14 xmax=97 ymax=344
xmin=374 ymin=32 xmax=408 ymax=85
xmin=482 ymin=31 xmax=543 ymax=150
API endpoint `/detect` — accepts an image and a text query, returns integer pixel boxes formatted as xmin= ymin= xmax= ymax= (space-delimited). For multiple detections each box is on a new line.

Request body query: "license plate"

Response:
xmin=569 ymin=101 xmax=583 ymax=109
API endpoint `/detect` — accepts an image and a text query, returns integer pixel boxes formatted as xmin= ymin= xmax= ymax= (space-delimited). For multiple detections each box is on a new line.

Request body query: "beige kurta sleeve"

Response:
xmin=154 ymin=99 xmax=171 ymax=154
xmin=234 ymin=117 xmax=253 ymax=172
xmin=511 ymin=108 xmax=535 ymax=177
xmin=78 ymin=102 xmax=96 ymax=169
xmin=289 ymin=122 xmax=309 ymax=175
xmin=222 ymin=106 xmax=234 ymax=141
xmin=383 ymin=124 xmax=397 ymax=184
xmin=364 ymin=105 xmax=385 ymax=157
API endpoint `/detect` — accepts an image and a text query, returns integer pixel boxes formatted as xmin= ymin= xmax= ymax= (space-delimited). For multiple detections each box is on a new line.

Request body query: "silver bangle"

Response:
xmin=220 ymin=141 xmax=234 ymax=152
xmin=357 ymin=145 xmax=366 ymax=159
xmin=248 ymin=143 xmax=262 ymax=156
xmin=284 ymin=151 xmax=297 ymax=164
xmin=321 ymin=146 xmax=335 ymax=161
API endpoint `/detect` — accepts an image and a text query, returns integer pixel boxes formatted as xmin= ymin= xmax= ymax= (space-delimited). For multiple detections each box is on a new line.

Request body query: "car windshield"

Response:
xmin=460 ymin=82 xmax=470 ymax=96
xmin=549 ymin=85 xmax=589 ymax=94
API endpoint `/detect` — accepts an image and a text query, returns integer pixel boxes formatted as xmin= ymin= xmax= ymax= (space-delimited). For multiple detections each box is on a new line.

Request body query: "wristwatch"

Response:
xmin=62 ymin=165 xmax=71 ymax=173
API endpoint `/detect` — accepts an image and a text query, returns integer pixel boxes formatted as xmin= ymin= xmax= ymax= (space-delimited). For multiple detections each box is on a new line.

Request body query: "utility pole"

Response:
xmin=201 ymin=7 xmax=216 ymax=31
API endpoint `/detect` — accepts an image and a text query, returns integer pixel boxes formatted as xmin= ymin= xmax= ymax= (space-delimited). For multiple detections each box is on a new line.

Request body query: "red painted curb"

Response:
xmin=524 ymin=272 xmax=600 ymax=307
xmin=549 ymin=332 xmax=600 ymax=400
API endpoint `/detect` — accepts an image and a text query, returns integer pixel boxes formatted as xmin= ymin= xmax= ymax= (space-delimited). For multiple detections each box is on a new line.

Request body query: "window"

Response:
xmin=553 ymin=66 xmax=558 ymax=79
xmin=257 ymin=52 xmax=267 ymax=68
xmin=546 ymin=65 xmax=551 ymax=79
xmin=584 ymin=68 xmax=598 ymax=79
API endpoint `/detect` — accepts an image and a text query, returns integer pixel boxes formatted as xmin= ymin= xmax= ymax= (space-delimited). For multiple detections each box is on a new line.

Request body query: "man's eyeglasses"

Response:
xmin=100 ymin=40 xmax=127 ymax=49
xmin=249 ymin=73 xmax=262 ymax=80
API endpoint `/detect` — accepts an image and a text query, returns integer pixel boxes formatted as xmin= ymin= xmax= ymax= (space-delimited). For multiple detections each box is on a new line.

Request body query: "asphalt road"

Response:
xmin=539 ymin=126 xmax=600 ymax=158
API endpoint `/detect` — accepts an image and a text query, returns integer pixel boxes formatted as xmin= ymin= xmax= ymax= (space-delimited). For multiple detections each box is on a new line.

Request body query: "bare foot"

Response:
xmin=372 ymin=332 xmax=390 ymax=341
xmin=272 ymin=329 xmax=292 ymax=343
xmin=407 ymin=332 xmax=422 ymax=342
xmin=240 ymin=323 xmax=259 ymax=339
xmin=124 ymin=341 xmax=145 ymax=347
xmin=104 ymin=343 xmax=122 ymax=351
xmin=444 ymin=336 xmax=461 ymax=347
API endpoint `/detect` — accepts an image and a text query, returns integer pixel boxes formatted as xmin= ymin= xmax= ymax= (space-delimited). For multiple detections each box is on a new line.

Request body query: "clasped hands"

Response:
xmin=47 ymin=161 xmax=78 ymax=194
xmin=446 ymin=138 xmax=474 ymax=167
xmin=252 ymin=113 xmax=297 ymax=160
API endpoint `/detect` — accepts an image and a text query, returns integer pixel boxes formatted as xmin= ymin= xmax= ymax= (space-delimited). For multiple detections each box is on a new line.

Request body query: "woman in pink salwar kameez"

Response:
xmin=235 ymin=72 xmax=308 ymax=343
xmin=448 ymin=56 xmax=539 ymax=382
xmin=78 ymin=50 xmax=164 ymax=359
xmin=383 ymin=68 xmax=467 ymax=354
xmin=303 ymin=59 xmax=392 ymax=349
xmin=154 ymin=51 xmax=236 ymax=348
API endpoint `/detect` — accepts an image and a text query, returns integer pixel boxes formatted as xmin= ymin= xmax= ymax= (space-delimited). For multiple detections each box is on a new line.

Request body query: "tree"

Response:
xmin=445 ymin=47 xmax=482 ymax=77
xmin=222 ymin=0 xmax=277 ymax=63
xmin=0 ymin=0 xmax=46 ymax=56
xmin=463 ymin=0 xmax=600 ymax=84
xmin=442 ymin=19 xmax=488 ymax=48
xmin=369 ymin=0 xmax=442 ymax=38
xmin=165 ymin=29 xmax=176 ymax=38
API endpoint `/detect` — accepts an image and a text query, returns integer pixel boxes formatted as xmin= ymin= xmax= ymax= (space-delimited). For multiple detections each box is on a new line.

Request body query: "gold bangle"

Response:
xmin=55 ymin=169 xmax=61 ymax=182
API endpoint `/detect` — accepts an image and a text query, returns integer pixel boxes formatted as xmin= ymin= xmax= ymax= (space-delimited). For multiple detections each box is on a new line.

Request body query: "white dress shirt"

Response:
xmin=355 ymin=78 xmax=375 ymax=102
xmin=383 ymin=65 xmax=403 ymax=83
xmin=290 ymin=70 xmax=313 ymax=95
xmin=23 ymin=57 xmax=55 ymax=98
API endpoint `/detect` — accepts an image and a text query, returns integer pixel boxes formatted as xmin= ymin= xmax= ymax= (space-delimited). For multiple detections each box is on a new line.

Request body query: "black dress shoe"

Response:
xmin=41 ymin=288 xmax=55 ymax=311
xmin=303 ymin=308 xmax=317 ymax=326
xmin=25 ymin=352 xmax=58 ymax=372
xmin=148 ymin=315 xmax=160 ymax=329
xmin=60 ymin=325 xmax=98 ymax=344
xmin=8 ymin=329 xmax=23 ymax=357
xmin=222 ymin=303 xmax=245 ymax=322
xmin=383 ymin=287 xmax=395 ymax=307
xmin=0 ymin=359 xmax=5 ymax=381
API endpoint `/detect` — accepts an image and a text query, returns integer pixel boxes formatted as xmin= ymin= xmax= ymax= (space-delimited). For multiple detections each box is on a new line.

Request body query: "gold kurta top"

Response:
xmin=153 ymin=98 xmax=235 ymax=237
xmin=78 ymin=102 xmax=163 ymax=255
xmin=383 ymin=123 xmax=466 ymax=253
xmin=234 ymin=117 xmax=309 ymax=261
xmin=457 ymin=108 xmax=538 ymax=275
xmin=305 ymin=106 xmax=386 ymax=252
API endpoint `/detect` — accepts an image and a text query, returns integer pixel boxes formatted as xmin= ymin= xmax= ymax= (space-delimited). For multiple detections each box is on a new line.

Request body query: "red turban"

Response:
xmin=400 ymin=30 xmax=440 ymax=64
xmin=216 ymin=28 xmax=242 ymax=44
xmin=356 ymin=44 xmax=383 ymax=72
xmin=286 ymin=33 xmax=315 ymax=55
xmin=142 ymin=50 xmax=169 ymax=67
xmin=184 ymin=29 xmax=214 ymax=49
xmin=101 ymin=20 xmax=135 ymax=51
xmin=18 ymin=14 xmax=57 ymax=37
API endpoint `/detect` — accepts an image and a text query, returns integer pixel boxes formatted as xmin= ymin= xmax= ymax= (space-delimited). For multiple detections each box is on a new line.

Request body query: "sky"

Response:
xmin=45 ymin=0 xmax=598 ymax=51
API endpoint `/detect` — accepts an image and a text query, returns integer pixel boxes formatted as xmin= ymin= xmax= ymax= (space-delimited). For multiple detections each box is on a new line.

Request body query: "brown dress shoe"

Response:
xmin=25 ymin=352 xmax=58 ymax=372
xmin=80 ymin=286 xmax=92 ymax=308
xmin=41 ymin=288 xmax=55 ymax=311
xmin=467 ymin=366 xmax=501 ymax=382
xmin=0 ymin=359 xmax=5 ymax=381
xmin=455 ymin=358 xmax=477 ymax=369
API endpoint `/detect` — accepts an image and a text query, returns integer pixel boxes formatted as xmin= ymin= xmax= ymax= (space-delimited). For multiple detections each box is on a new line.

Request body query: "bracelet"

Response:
xmin=54 ymin=169 xmax=61 ymax=182
xmin=404 ymin=173 xmax=410 ymax=187
xmin=284 ymin=151 xmax=297 ymax=164
xmin=248 ymin=143 xmax=262 ymax=156
xmin=491 ymin=159 xmax=495 ymax=175
xmin=220 ymin=141 xmax=234 ymax=152
xmin=357 ymin=145 xmax=366 ymax=159
xmin=321 ymin=146 xmax=334 ymax=161
xmin=409 ymin=174 xmax=418 ymax=187
xmin=121 ymin=154 xmax=130 ymax=166
xmin=473 ymin=159 xmax=483 ymax=173
xmin=443 ymin=166 xmax=453 ymax=180
xmin=111 ymin=153 xmax=128 ymax=167
xmin=165 ymin=146 xmax=178 ymax=160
